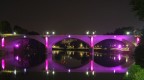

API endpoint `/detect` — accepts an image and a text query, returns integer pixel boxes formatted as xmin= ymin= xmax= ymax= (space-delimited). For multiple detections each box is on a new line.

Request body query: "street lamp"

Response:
xmin=92 ymin=31 xmax=96 ymax=35
xmin=13 ymin=32 xmax=17 ymax=35
xmin=52 ymin=31 xmax=55 ymax=35
xmin=85 ymin=31 xmax=96 ymax=35
xmin=45 ymin=31 xmax=55 ymax=35
xmin=126 ymin=31 xmax=130 ymax=35
xmin=46 ymin=32 xmax=49 ymax=35
xmin=86 ymin=31 xmax=89 ymax=35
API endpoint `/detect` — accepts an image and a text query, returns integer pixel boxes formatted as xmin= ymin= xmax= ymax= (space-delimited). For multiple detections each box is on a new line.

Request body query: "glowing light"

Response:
xmin=118 ymin=54 xmax=121 ymax=60
xmin=46 ymin=32 xmax=49 ymax=35
xmin=86 ymin=71 xmax=89 ymax=75
xmin=1 ymin=59 xmax=5 ymax=70
xmin=90 ymin=60 xmax=94 ymax=71
xmin=24 ymin=68 xmax=27 ymax=73
xmin=52 ymin=70 xmax=55 ymax=75
xmin=68 ymin=69 xmax=71 ymax=73
xmin=13 ymin=32 xmax=17 ymax=35
xmin=126 ymin=57 xmax=128 ymax=62
xmin=92 ymin=31 xmax=95 ymax=35
xmin=46 ymin=71 xmax=49 ymax=75
xmin=114 ymin=36 xmax=116 ymax=38
xmin=91 ymin=36 xmax=94 ymax=47
xmin=14 ymin=69 xmax=17 ymax=75
xmin=114 ymin=57 xmax=116 ymax=60
xmin=1 ymin=37 xmax=4 ymax=47
xmin=118 ymin=45 xmax=122 ymax=48
xmin=15 ymin=56 xmax=19 ymax=60
xmin=68 ymin=35 xmax=71 ymax=38
xmin=45 ymin=36 xmax=48 ymax=47
xmin=86 ymin=31 xmax=89 ymax=35
xmin=92 ymin=71 xmax=95 ymax=75
xmin=45 ymin=59 xmax=48 ymax=71
xmin=15 ymin=44 xmax=19 ymax=48
xmin=24 ymin=35 xmax=26 ymax=38
xmin=137 ymin=37 xmax=140 ymax=44
xmin=113 ymin=69 xmax=116 ymax=73
xmin=52 ymin=31 xmax=55 ymax=35
xmin=126 ymin=71 xmax=129 ymax=76
xmin=126 ymin=31 xmax=130 ymax=35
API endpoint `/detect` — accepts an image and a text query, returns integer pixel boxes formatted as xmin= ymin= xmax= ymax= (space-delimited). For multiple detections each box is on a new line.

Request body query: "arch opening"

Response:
xmin=52 ymin=38 xmax=91 ymax=69
xmin=13 ymin=38 xmax=47 ymax=68
xmin=94 ymin=39 xmax=133 ymax=67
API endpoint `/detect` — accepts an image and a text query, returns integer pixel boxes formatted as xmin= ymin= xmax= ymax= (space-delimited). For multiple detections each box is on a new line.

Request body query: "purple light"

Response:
xmin=45 ymin=36 xmax=48 ymax=47
xmin=118 ymin=54 xmax=121 ymax=60
xmin=114 ymin=57 xmax=116 ymax=60
xmin=90 ymin=60 xmax=94 ymax=71
xmin=1 ymin=59 xmax=5 ymax=70
xmin=91 ymin=36 xmax=94 ymax=48
xmin=15 ymin=56 xmax=19 ymax=60
xmin=68 ymin=35 xmax=71 ymax=38
xmin=137 ymin=37 xmax=140 ymax=44
xmin=68 ymin=69 xmax=71 ymax=73
xmin=24 ymin=35 xmax=27 ymax=38
xmin=113 ymin=69 xmax=116 ymax=73
xmin=1 ymin=38 xmax=4 ymax=47
xmin=45 ymin=59 xmax=48 ymax=71
xmin=15 ymin=44 xmax=20 ymax=48
xmin=118 ymin=45 xmax=122 ymax=49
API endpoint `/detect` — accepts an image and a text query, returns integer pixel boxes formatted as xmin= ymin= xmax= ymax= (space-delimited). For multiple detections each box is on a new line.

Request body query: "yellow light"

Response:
xmin=13 ymin=32 xmax=17 ymax=35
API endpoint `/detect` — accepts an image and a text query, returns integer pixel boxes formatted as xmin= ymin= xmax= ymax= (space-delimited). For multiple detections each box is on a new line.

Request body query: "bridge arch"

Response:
xmin=93 ymin=35 xmax=136 ymax=46
xmin=48 ymin=35 xmax=91 ymax=52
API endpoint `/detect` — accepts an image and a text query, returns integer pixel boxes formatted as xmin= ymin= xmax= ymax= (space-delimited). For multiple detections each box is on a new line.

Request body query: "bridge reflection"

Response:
xmin=0 ymin=35 xmax=136 ymax=73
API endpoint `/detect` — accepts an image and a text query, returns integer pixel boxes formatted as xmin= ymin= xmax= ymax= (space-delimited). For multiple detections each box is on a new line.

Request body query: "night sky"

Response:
xmin=0 ymin=0 xmax=144 ymax=34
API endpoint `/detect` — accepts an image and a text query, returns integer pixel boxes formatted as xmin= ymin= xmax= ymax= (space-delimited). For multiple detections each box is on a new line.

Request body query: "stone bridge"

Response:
xmin=0 ymin=35 xmax=139 ymax=73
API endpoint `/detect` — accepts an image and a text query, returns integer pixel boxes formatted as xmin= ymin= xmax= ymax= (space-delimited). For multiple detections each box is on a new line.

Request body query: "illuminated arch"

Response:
xmin=52 ymin=38 xmax=91 ymax=69
xmin=94 ymin=39 xmax=134 ymax=67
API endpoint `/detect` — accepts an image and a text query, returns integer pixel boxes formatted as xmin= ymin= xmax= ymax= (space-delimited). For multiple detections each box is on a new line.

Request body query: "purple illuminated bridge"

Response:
xmin=0 ymin=35 xmax=139 ymax=73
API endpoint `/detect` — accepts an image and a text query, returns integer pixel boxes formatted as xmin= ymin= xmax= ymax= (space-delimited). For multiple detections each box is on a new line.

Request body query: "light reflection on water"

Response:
xmin=52 ymin=50 xmax=91 ymax=69
xmin=52 ymin=50 xmax=129 ymax=68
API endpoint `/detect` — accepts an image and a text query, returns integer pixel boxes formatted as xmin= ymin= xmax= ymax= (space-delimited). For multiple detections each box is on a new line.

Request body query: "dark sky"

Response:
xmin=0 ymin=0 xmax=144 ymax=34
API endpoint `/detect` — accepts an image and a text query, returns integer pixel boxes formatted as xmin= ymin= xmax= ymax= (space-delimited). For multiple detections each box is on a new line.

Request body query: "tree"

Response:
xmin=13 ymin=25 xmax=28 ymax=34
xmin=113 ymin=27 xmax=134 ymax=35
xmin=27 ymin=31 xmax=40 ymax=35
xmin=124 ymin=65 xmax=142 ymax=80
xmin=134 ymin=69 xmax=144 ymax=80
xmin=134 ymin=26 xmax=144 ymax=68
xmin=0 ymin=21 xmax=12 ymax=34
xmin=131 ymin=0 xmax=144 ymax=20
xmin=105 ymin=26 xmax=135 ymax=35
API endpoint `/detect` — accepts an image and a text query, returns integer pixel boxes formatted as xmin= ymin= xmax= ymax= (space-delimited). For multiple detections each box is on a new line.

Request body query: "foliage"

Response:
xmin=105 ymin=27 xmax=135 ymax=35
xmin=131 ymin=0 xmax=144 ymax=20
xmin=134 ymin=69 xmax=144 ymax=80
xmin=134 ymin=44 xmax=144 ymax=68
xmin=13 ymin=25 xmax=28 ymax=34
xmin=123 ymin=65 xmax=142 ymax=80
xmin=113 ymin=27 xmax=134 ymax=35
xmin=134 ymin=26 xmax=144 ymax=68
xmin=0 ymin=21 xmax=12 ymax=34
xmin=27 ymin=31 xmax=40 ymax=35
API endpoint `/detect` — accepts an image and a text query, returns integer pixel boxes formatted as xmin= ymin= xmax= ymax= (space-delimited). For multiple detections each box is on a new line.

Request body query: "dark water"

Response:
xmin=0 ymin=72 xmax=125 ymax=80
xmin=52 ymin=50 xmax=91 ymax=69
xmin=52 ymin=50 xmax=129 ymax=68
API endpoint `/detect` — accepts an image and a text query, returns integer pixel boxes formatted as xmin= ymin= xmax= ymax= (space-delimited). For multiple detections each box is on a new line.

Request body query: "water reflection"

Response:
xmin=93 ymin=39 xmax=133 ymax=67
xmin=52 ymin=50 xmax=91 ymax=69
xmin=94 ymin=51 xmax=129 ymax=67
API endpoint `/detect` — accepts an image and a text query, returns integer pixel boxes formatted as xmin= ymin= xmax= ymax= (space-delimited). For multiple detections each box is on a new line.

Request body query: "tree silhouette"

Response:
xmin=0 ymin=21 xmax=12 ymax=34
xmin=131 ymin=0 xmax=144 ymax=20
xmin=13 ymin=25 xmax=28 ymax=34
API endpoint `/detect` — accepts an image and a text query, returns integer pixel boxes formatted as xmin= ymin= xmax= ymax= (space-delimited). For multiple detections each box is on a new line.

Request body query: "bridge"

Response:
xmin=0 ymin=35 xmax=139 ymax=73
